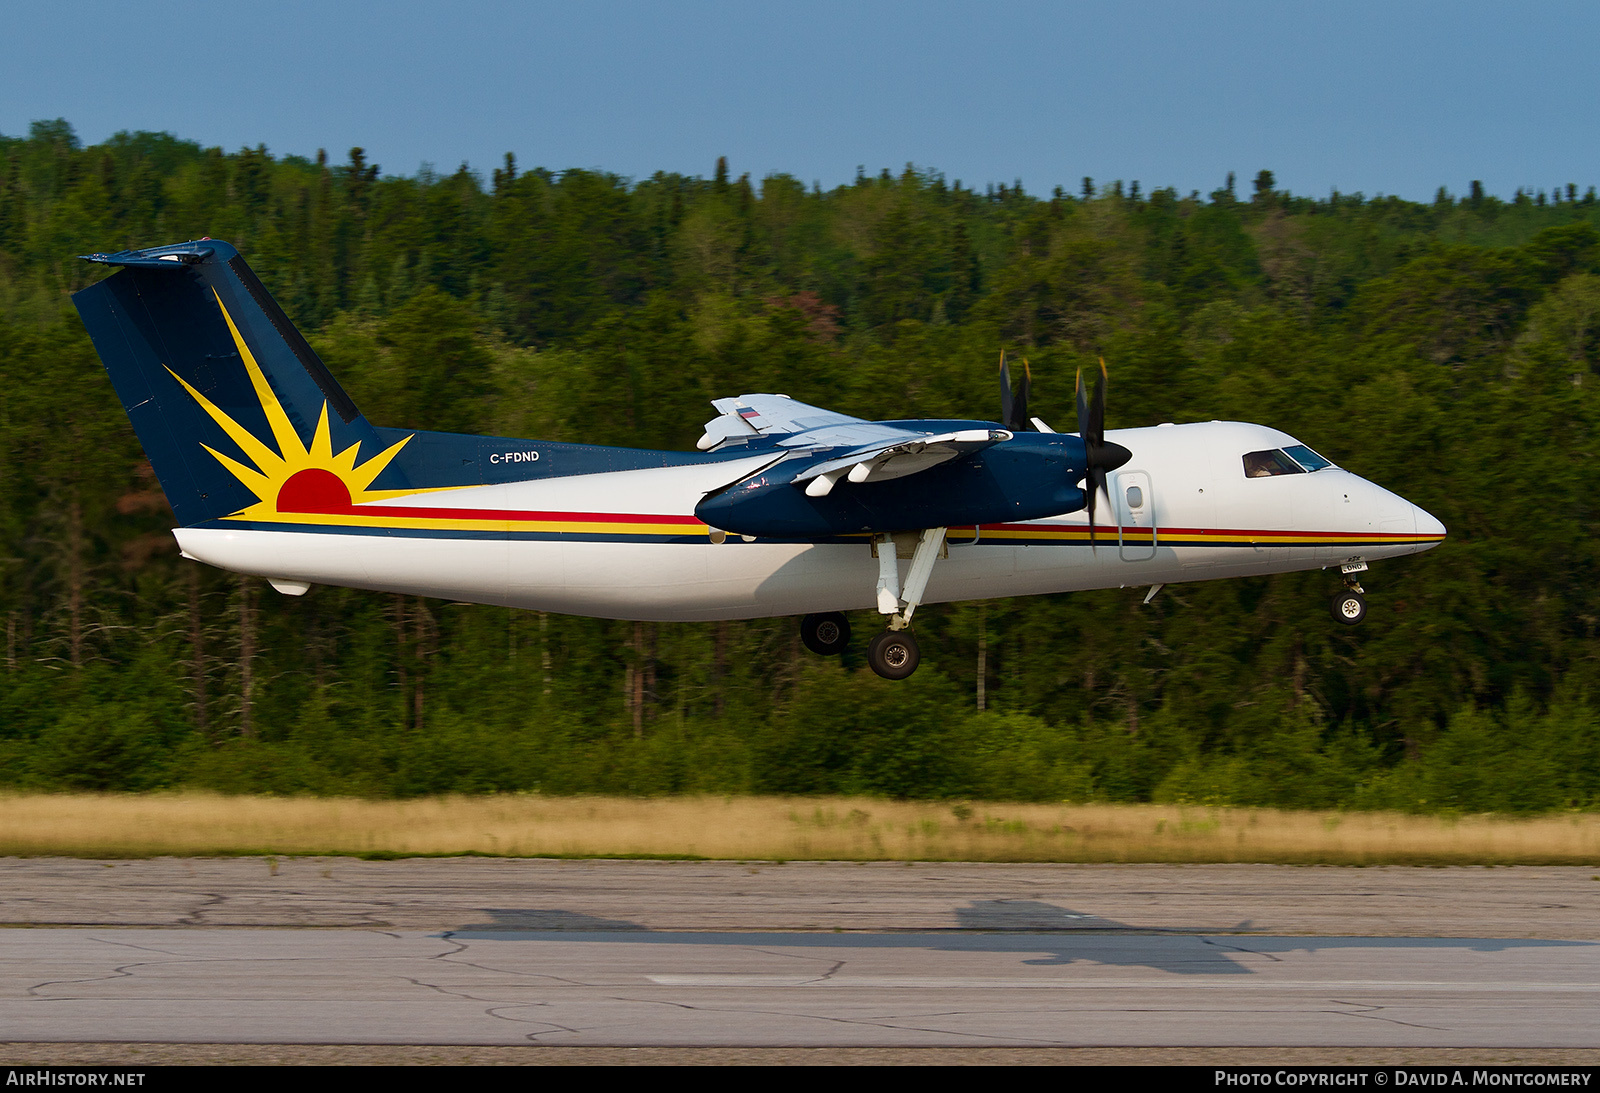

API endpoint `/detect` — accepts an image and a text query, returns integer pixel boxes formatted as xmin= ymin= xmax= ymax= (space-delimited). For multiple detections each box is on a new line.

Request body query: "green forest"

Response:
xmin=1 ymin=119 xmax=1597 ymax=811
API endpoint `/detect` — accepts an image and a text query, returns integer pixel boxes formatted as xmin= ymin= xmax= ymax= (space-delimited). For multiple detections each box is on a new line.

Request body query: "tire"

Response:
xmin=801 ymin=612 xmax=851 ymax=656
xmin=867 ymin=629 xmax=920 ymax=680
xmin=1332 ymin=590 xmax=1367 ymax=626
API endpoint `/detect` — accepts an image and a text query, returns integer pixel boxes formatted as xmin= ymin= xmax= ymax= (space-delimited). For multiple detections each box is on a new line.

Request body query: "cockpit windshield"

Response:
xmin=1243 ymin=446 xmax=1336 ymax=478
xmin=1282 ymin=444 xmax=1333 ymax=471
xmin=1243 ymin=449 xmax=1301 ymax=477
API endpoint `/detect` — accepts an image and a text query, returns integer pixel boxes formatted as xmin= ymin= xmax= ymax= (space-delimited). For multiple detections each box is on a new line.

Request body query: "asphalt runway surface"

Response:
xmin=2 ymin=859 xmax=1598 ymax=1064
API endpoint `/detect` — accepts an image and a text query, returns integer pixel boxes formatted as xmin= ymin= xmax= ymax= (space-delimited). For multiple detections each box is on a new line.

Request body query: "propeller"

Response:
xmin=996 ymin=351 xmax=1130 ymax=543
xmin=1075 ymin=357 xmax=1132 ymax=547
xmin=998 ymin=351 xmax=1033 ymax=432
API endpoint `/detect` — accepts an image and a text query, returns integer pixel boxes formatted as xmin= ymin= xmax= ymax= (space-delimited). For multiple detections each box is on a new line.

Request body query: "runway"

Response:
xmin=5 ymin=927 xmax=1600 ymax=1048
xmin=2 ymin=859 xmax=1599 ymax=1059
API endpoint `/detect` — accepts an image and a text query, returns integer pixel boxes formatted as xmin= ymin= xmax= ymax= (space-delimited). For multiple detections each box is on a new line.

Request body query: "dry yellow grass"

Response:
xmin=1 ymin=792 xmax=1599 ymax=863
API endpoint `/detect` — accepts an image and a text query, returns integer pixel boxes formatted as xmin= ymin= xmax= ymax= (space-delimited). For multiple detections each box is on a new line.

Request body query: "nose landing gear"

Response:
xmin=1332 ymin=559 xmax=1368 ymax=625
xmin=1331 ymin=588 xmax=1367 ymax=625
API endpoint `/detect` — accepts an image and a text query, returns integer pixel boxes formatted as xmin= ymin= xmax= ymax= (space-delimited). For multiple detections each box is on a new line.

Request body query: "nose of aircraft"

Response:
xmin=1413 ymin=502 xmax=1446 ymax=541
xmin=1347 ymin=472 xmax=1446 ymax=554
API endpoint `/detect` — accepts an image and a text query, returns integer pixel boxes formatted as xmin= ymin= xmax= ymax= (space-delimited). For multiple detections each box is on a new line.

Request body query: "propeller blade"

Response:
xmin=1014 ymin=358 xmax=1032 ymax=432
xmin=1085 ymin=467 xmax=1098 ymax=548
xmin=1089 ymin=357 xmax=1107 ymax=442
xmin=999 ymin=351 xmax=1038 ymax=432
xmin=999 ymin=351 xmax=1014 ymax=431
xmin=1091 ymin=465 xmax=1111 ymax=548
xmin=1075 ymin=366 xmax=1090 ymax=439
xmin=1076 ymin=358 xmax=1129 ymax=549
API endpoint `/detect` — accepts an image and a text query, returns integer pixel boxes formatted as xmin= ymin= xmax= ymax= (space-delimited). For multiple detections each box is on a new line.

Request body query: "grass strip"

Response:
xmin=2 ymin=792 xmax=1598 ymax=864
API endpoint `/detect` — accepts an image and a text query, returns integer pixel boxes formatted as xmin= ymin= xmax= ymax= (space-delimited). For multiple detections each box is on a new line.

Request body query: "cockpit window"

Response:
xmin=1243 ymin=449 xmax=1304 ymax=478
xmin=1283 ymin=444 xmax=1333 ymax=472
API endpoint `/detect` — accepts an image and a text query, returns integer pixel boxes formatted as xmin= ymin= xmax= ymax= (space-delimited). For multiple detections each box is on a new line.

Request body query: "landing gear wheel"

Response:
xmin=1332 ymin=590 xmax=1367 ymax=626
xmin=801 ymin=612 xmax=851 ymax=656
xmin=867 ymin=629 xmax=920 ymax=680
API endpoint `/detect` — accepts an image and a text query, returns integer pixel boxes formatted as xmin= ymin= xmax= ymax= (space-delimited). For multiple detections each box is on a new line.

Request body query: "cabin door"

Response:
xmin=1116 ymin=471 xmax=1157 ymax=562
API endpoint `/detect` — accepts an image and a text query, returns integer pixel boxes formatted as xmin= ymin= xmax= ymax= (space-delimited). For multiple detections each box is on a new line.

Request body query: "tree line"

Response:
xmin=1 ymin=119 xmax=1598 ymax=810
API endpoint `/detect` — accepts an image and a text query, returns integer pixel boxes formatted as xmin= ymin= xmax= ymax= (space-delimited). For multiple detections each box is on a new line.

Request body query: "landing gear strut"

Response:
xmin=801 ymin=611 xmax=851 ymax=656
xmin=866 ymin=527 xmax=947 ymax=680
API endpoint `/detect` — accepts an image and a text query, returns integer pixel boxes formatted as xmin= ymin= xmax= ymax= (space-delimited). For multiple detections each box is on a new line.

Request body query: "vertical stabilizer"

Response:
xmin=72 ymin=240 xmax=393 ymax=526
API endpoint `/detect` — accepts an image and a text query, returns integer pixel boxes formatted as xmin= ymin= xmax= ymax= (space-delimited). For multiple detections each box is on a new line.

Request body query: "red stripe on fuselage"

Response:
xmin=979 ymin=521 xmax=1441 ymax=540
xmin=348 ymin=502 xmax=704 ymax=525
xmin=291 ymin=499 xmax=1443 ymax=541
xmin=1155 ymin=525 xmax=1441 ymax=540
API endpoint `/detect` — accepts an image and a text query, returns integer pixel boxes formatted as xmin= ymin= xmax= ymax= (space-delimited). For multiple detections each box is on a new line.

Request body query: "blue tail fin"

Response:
xmin=73 ymin=240 xmax=392 ymax=526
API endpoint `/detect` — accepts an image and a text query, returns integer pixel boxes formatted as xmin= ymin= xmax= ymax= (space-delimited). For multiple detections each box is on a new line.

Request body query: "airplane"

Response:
xmin=72 ymin=239 xmax=1446 ymax=680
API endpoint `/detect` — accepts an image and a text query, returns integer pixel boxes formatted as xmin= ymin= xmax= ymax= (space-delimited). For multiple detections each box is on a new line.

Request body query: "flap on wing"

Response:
xmin=697 ymin=408 xmax=760 ymax=450
xmin=794 ymin=428 xmax=1011 ymax=496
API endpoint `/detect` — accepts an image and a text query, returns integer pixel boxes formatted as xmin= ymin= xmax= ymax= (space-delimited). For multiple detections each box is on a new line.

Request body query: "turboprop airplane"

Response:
xmin=73 ymin=239 xmax=1445 ymax=680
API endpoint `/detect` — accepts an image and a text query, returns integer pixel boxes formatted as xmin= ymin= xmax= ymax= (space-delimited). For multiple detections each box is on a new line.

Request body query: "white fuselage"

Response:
xmin=175 ymin=422 xmax=1445 ymax=621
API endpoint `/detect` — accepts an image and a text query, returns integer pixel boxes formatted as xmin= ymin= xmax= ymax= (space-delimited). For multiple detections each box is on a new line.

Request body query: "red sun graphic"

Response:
xmin=276 ymin=468 xmax=355 ymax=514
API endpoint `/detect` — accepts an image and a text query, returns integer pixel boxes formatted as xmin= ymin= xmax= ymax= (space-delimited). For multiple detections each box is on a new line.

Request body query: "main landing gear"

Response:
xmin=867 ymin=629 xmax=920 ymax=679
xmin=1331 ymin=560 xmax=1368 ymax=626
xmin=864 ymin=527 xmax=946 ymax=679
xmin=801 ymin=611 xmax=921 ymax=678
xmin=800 ymin=611 xmax=851 ymax=656
xmin=797 ymin=526 xmax=949 ymax=680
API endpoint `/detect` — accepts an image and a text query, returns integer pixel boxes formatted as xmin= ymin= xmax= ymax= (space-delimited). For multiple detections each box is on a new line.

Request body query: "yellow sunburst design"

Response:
xmin=164 ymin=291 xmax=420 ymax=521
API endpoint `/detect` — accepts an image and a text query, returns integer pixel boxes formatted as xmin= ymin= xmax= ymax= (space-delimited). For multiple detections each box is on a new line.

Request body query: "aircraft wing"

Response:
xmin=694 ymin=392 xmax=1085 ymax=537
xmin=697 ymin=392 xmax=1011 ymax=495
xmin=789 ymin=428 xmax=1011 ymax=496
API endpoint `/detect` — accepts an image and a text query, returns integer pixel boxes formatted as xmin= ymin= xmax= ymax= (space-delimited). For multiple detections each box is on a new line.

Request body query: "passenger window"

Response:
xmin=1242 ymin=449 xmax=1304 ymax=478
xmin=1126 ymin=485 xmax=1143 ymax=509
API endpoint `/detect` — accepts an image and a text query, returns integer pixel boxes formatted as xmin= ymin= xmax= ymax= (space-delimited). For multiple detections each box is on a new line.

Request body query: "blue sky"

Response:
xmin=5 ymin=1 xmax=1597 ymax=201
